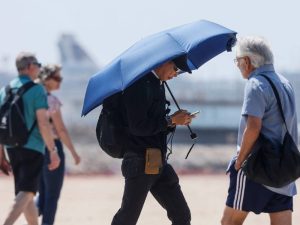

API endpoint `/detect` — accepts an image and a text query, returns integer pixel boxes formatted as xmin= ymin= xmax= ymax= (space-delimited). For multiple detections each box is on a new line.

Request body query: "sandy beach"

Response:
xmin=1 ymin=175 xmax=300 ymax=225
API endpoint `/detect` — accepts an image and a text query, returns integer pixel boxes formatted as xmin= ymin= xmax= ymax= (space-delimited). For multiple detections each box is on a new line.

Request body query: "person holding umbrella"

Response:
xmin=110 ymin=56 xmax=195 ymax=225
xmin=81 ymin=20 xmax=237 ymax=225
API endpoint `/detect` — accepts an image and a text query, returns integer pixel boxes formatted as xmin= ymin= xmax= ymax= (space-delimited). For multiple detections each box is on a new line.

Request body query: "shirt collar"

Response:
xmin=248 ymin=64 xmax=275 ymax=79
xmin=152 ymin=70 xmax=163 ymax=85
xmin=18 ymin=74 xmax=32 ymax=81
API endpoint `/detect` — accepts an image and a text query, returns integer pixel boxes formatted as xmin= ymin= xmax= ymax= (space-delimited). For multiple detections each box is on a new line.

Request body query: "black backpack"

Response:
xmin=96 ymin=92 xmax=127 ymax=158
xmin=0 ymin=82 xmax=37 ymax=146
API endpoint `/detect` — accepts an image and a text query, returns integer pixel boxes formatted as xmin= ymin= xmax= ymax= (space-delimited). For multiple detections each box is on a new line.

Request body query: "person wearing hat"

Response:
xmin=111 ymin=55 xmax=194 ymax=225
xmin=1 ymin=52 xmax=60 ymax=225
xmin=36 ymin=64 xmax=81 ymax=225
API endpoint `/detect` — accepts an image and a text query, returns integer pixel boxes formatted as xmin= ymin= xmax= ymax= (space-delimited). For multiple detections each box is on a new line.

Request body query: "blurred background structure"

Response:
xmin=1 ymin=0 xmax=300 ymax=175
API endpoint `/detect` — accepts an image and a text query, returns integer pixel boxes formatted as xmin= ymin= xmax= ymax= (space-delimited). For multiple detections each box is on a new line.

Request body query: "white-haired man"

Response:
xmin=221 ymin=36 xmax=298 ymax=225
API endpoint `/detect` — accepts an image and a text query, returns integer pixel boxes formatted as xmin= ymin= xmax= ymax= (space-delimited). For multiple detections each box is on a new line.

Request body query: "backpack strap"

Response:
xmin=4 ymin=85 xmax=11 ymax=95
xmin=2 ymin=85 xmax=11 ymax=103
xmin=16 ymin=82 xmax=38 ymax=136
xmin=16 ymin=81 xmax=37 ymax=96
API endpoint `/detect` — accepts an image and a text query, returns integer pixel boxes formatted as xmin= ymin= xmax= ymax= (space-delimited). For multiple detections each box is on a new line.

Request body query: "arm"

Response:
xmin=0 ymin=145 xmax=11 ymax=175
xmin=123 ymin=78 xmax=194 ymax=136
xmin=235 ymin=115 xmax=262 ymax=170
xmin=0 ymin=145 xmax=4 ymax=161
xmin=50 ymin=108 xmax=80 ymax=165
xmin=36 ymin=109 xmax=60 ymax=170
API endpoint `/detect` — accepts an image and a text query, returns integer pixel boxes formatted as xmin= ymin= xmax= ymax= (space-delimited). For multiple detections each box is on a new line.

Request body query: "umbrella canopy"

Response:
xmin=82 ymin=20 xmax=237 ymax=116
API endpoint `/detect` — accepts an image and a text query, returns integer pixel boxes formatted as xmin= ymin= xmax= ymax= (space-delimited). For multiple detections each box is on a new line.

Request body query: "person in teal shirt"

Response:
xmin=0 ymin=52 xmax=60 ymax=225
xmin=0 ymin=74 xmax=48 ymax=153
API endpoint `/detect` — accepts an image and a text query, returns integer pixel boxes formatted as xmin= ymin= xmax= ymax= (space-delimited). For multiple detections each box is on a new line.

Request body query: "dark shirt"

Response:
xmin=122 ymin=72 xmax=169 ymax=157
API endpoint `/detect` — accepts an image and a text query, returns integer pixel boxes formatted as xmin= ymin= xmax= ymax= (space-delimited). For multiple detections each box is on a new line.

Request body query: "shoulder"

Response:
xmin=125 ymin=73 xmax=155 ymax=92
xmin=0 ymin=86 xmax=5 ymax=97
xmin=246 ymin=76 xmax=269 ymax=93
xmin=32 ymin=83 xmax=46 ymax=93
xmin=48 ymin=94 xmax=62 ymax=109
xmin=136 ymin=72 xmax=154 ymax=85
xmin=23 ymin=83 xmax=46 ymax=96
xmin=277 ymin=74 xmax=293 ymax=90
xmin=0 ymin=87 xmax=5 ymax=104
xmin=24 ymin=84 xmax=48 ymax=108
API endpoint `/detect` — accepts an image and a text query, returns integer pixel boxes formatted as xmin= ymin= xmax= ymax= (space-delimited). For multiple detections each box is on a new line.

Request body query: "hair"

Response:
xmin=38 ymin=64 xmax=62 ymax=83
xmin=236 ymin=36 xmax=274 ymax=68
xmin=15 ymin=52 xmax=37 ymax=72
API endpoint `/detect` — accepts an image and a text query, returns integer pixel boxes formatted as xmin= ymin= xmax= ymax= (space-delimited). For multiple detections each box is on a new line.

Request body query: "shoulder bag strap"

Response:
xmin=259 ymin=74 xmax=288 ymax=131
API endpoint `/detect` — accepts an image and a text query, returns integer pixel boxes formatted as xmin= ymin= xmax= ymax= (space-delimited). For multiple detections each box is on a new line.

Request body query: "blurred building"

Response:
xmin=1 ymin=35 xmax=299 ymax=145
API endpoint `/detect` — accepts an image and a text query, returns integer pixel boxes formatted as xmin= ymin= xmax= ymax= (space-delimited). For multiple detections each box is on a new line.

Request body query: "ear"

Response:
xmin=244 ymin=57 xmax=252 ymax=69
xmin=244 ymin=56 xmax=250 ymax=65
xmin=245 ymin=56 xmax=256 ymax=72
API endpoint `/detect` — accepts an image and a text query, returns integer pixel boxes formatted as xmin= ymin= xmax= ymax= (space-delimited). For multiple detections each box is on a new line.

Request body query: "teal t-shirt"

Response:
xmin=0 ymin=75 xmax=48 ymax=154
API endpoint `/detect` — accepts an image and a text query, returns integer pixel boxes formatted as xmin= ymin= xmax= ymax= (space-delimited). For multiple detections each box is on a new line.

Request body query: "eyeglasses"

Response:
xmin=32 ymin=62 xmax=42 ymax=68
xmin=233 ymin=56 xmax=247 ymax=64
xmin=51 ymin=76 xmax=63 ymax=82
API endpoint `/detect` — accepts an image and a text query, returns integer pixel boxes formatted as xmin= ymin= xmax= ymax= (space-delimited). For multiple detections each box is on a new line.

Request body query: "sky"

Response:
xmin=1 ymin=0 xmax=300 ymax=80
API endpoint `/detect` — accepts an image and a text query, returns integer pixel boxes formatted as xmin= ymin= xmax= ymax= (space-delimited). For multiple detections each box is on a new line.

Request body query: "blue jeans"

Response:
xmin=38 ymin=139 xmax=65 ymax=225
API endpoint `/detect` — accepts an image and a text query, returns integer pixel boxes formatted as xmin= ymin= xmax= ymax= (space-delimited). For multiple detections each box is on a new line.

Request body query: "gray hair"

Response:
xmin=236 ymin=36 xmax=274 ymax=68
xmin=15 ymin=52 xmax=38 ymax=72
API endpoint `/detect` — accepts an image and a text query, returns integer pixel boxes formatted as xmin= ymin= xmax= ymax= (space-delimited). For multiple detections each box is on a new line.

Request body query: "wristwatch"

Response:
xmin=49 ymin=146 xmax=58 ymax=154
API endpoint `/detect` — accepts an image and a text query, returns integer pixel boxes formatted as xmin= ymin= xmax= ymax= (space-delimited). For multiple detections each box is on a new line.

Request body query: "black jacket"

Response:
xmin=122 ymin=72 xmax=169 ymax=156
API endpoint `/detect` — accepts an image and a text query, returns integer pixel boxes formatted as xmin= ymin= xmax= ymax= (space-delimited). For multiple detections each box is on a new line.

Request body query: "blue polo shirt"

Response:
xmin=235 ymin=64 xmax=298 ymax=196
xmin=0 ymin=75 xmax=48 ymax=154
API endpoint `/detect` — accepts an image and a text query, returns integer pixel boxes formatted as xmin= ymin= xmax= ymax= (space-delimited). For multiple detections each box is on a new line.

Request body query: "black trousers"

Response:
xmin=111 ymin=156 xmax=191 ymax=225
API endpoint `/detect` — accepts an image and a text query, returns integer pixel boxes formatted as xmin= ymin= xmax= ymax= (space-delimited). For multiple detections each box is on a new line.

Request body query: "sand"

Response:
xmin=1 ymin=175 xmax=300 ymax=225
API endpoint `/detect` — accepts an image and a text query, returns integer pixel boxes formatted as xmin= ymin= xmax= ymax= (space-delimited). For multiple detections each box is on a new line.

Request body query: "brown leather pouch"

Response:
xmin=145 ymin=148 xmax=162 ymax=175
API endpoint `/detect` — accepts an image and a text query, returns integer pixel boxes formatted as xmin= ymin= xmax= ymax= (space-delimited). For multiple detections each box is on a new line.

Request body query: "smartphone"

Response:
xmin=190 ymin=110 xmax=200 ymax=116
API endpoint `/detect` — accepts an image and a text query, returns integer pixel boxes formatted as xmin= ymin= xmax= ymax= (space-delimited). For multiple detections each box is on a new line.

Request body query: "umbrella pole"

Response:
xmin=163 ymin=81 xmax=198 ymax=140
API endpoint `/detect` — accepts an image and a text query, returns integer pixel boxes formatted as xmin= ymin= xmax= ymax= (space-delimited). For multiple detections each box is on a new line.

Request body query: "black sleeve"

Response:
xmin=123 ymin=78 xmax=168 ymax=136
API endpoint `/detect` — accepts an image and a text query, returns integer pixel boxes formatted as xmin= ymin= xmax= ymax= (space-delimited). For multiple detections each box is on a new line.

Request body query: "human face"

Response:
xmin=154 ymin=61 xmax=178 ymax=81
xmin=45 ymin=72 xmax=63 ymax=91
xmin=28 ymin=61 xmax=42 ymax=79
xmin=51 ymin=75 xmax=63 ymax=83
xmin=234 ymin=56 xmax=251 ymax=79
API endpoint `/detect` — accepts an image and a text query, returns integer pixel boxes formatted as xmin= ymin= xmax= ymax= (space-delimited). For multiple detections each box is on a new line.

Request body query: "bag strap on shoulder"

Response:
xmin=3 ymin=85 xmax=12 ymax=102
xmin=16 ymin=81 xmax=37 ymax=96
xmin=259 ymin=74 xmax=288 ymax=131
xmin=4 ymin=85 xmax=11 ymax=95
xmin=17 ymin=81 xmax=38 ymax=136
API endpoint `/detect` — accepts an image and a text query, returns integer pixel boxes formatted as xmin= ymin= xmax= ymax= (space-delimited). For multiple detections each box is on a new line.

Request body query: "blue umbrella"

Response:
xmin=82 ymin=20 xmax=237 ymax=116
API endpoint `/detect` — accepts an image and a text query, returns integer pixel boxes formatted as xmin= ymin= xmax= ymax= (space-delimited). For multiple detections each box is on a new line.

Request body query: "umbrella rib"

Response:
xmin=165 ymin=33 xmax=197 ymax=69
xmin=165 ymin=32 xmax=186 ymax=54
